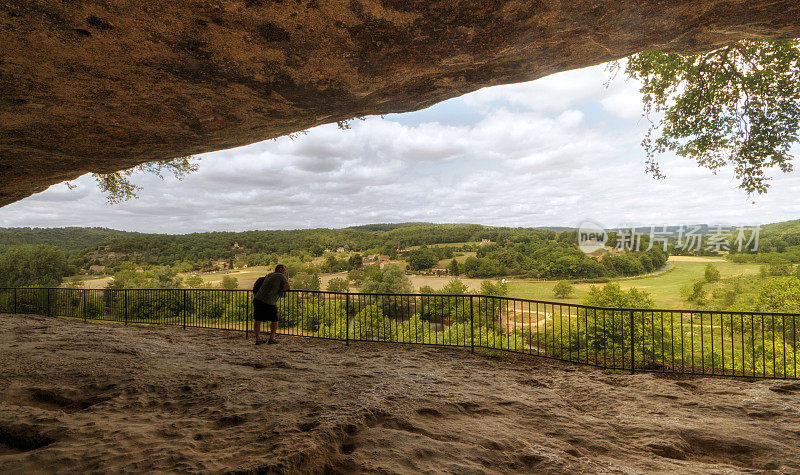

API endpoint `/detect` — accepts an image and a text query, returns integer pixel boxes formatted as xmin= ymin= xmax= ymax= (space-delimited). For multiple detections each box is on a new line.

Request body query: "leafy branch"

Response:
xmin=92 ymin=156 xmax=198 ymax=204
xmin=623 ymin=39 xmax=800 ymax=194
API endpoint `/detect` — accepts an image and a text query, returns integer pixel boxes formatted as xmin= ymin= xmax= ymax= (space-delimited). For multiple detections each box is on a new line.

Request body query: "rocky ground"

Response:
xmin=1 ymin=313 xmax=799 ymax=473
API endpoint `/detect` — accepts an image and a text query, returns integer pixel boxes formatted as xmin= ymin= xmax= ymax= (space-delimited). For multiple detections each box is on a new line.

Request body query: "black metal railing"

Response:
xmin=1 ymin=287 xmax=798 ymax=379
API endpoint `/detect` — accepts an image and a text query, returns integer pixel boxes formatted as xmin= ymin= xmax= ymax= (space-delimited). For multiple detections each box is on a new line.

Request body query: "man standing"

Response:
xmin=253 ymin=264 xmax=290 ymax=345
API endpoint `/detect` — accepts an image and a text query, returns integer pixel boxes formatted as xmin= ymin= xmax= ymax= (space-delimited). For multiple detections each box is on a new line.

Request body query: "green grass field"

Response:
xmin=73 ymin=256 xmax=763 ymax=311
xmin=436 ymin=251 xmax=476 ymax=267
xmin=507 ymin=256 xmax=762 ymax=309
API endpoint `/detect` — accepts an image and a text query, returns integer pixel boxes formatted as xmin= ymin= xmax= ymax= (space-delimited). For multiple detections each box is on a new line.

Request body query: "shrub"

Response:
xmin=704 ymin=263 xmax=721 ymax=282
xmin=582 ymin=282 xmax=654 ymax=309
xmin=552 ymin=281 xmax=574 ymax=299
xmin=293 ymin=273 xmax=321 ymax=291
xmin=755 ymin=277 xmax=800 ymax=312
xmin=219 ymin=275 xmax=239 ymax=289
xmin=681 ymin=280 xmax=707 ymax=305
xmin=326 ymin=277 xmax=350 ymax=292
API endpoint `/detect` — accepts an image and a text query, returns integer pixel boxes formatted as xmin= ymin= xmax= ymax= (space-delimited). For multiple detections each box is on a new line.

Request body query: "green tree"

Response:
xmin=173 ymin=261 xmax=194 ymax=273
xmin=766 ymin=261 xmax=793 ymax=276
xmin=449 ymin=258 xmax=460 ymax=276
xmin=0 ymin=245 xmax=68 ymax=287
xmin=441 ymin=277 xmax=469 ymax=295
xmin=407 ymin=247 xmax=438 ymax=271
xmin=281 ymin=258 xmax=305 ymax=278
xmin=479 ymin=279 xmax=508 ymax=297
xmin=219 ymin=275 xmax=239 ymax=289
xmin=322 ymin=255 xmax=348 ymax=273
xmin=347 ymin=268 xmax=366 ymax=286
xmin=184 ymin=275 xmax=204 ymax=288
xmin=622 ymin=40 xmax=800 ymax=193
xmin=583 ymin=282 xmax=654 ymax=309
xmin=755 ymin=277 xmax=800 ymax=312
xmin=680 ymin=280 xmax=707 ymax=306
xmin=151 ymin=266 xmax=182 ymax=288
xmin=348 ymin=254 xmax=363 ymax=269
xmin=361 ymin=264 xmax=413 ymax=294
xmin=326 ymin=277 xmax=350 ymax=292
xmin=106 ymin=269 xmax=149 ymax=289
xmin=107 ymin=266 xmax=183 ymax=289
xmin=704 ymin=263 xmax=721 ymax=283
xmin=552 ymin=280 xmax=574 ymax=299
xmin=293 ymin=273 xmax=321 ymax=291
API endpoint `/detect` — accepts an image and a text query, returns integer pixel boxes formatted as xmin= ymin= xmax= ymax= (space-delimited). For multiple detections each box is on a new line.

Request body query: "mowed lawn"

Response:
xmin=437 ymin=252 xmax=477 ymax=267
xmin=68 ymin=257 xmax=762 ymax=311
xmin=507 ymin=256 xmax=762 ymax=309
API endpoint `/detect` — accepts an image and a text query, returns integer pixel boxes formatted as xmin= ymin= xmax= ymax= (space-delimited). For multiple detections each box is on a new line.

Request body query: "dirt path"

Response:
xmin=1 ymin=314 xmax=799 ymax=473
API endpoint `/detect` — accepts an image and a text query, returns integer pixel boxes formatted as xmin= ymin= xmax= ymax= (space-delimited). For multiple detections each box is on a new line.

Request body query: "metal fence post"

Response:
xmin=182 ymin=289 xmax=187 ymax=330
xmin=13 ymin=288 xmax=17 ymax=314
xmin=47 ymin=288 xmax=52 ymax=316
xmin=345 ymin=293 xmax=350 ymax=346
xmin=83 ymin=289 xmax=87 ymax=322
xmin=124 ymin=289 xmax=128 ymax=325
xmin=470 ymin=295 xmax=475 ymax=353
xmin=245 ymin=293 xmax=250 ymax=339
xmin=630 ymin=309 xmax=635 ymax=374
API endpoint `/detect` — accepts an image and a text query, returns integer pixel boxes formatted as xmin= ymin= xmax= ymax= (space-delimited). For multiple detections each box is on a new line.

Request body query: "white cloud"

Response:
xmin=462 ymin=64 xmax=613 ymax=112
xmin=600 ymin=89 xmax=645 ymax=120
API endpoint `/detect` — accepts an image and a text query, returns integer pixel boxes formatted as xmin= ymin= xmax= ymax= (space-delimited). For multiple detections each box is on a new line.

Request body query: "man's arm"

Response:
xmin=281 ymin=274 xmax=290 ymax=291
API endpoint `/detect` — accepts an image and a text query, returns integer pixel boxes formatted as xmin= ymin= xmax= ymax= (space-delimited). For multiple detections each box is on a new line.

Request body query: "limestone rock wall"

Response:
xmin=2 ymin=0 xmax=800 ymax=206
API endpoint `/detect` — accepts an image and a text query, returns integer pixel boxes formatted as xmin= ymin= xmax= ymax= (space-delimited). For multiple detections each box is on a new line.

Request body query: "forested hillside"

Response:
xmin=0 ymin=227 xmax=141 ymax=254
xmin=78 ymin=223 xmax=532 ymax=265
xmin=730 ymin=220 xmax=800 ymax=262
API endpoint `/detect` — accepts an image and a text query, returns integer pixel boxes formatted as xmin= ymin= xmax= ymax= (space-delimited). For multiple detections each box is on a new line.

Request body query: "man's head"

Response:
xmin=275 ymin=264 xmax=286 ymax=274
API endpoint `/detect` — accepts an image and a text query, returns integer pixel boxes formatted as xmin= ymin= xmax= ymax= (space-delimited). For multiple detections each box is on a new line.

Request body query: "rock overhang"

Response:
xmin=1 ymin=0 xmax=800 ymax=206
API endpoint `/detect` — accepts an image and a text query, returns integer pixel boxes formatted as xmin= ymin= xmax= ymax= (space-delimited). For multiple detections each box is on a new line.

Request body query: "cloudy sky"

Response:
xmin=3 ymin=62 xmax=800 ymax=234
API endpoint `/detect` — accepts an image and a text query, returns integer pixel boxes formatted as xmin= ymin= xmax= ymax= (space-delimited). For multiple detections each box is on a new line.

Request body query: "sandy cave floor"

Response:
xmin=1 ymin=314 xmax=800 ymax=473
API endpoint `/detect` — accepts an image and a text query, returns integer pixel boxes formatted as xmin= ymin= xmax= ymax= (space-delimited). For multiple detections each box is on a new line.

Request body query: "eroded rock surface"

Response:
xmin=2 ymin=314 xmax=800 ymax=472
xmin=2 ymin=1 xmax=800 ymax=205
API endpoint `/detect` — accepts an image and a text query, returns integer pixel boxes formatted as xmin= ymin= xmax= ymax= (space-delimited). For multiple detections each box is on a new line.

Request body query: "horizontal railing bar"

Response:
xmin=2 ymin=287 xmax=800 ymax=317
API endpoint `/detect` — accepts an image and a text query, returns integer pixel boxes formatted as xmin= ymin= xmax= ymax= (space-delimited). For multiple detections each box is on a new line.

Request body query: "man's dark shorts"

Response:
xmin=253 ymin=299 xmax=278 ymax=322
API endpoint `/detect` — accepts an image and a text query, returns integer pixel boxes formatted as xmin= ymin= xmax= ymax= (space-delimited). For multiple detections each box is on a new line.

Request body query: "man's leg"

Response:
xmin=254 ymin=320 xmax=261 ymax=341
xmin=269 ymin=321 xmax=278 ymax=342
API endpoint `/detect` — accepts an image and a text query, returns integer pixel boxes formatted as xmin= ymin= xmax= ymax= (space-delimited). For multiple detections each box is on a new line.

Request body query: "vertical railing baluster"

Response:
xmin=183 ymin=289 xmax=187 ymax=330
xmin=630 ymin=309 xmax=635 ymax=374
xmin=470 ymin=295 xmax=474 ymax=353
